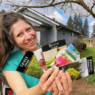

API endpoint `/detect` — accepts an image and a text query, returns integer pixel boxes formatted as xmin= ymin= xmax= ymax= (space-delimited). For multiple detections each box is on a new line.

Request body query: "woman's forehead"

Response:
xmin=11 ymin=20 xmax=31 ymax=32
xmin=13 ymin=20 xmax=30 ymax=27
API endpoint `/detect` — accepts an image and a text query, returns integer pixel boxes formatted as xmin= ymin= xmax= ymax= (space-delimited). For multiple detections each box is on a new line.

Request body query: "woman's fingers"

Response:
xmin=52 ymin=81 xmax=59 ymax=95
xmin=55 ymin=77 xmax=64 ymax=92
xmin=61 ymin=72 xmax=69 ymax=95
xmin=39 ymin=68 xmax=59 ymax=92
xmin=39 ymin=67 xmax=72 ymax=95
xmin=60 ymin=71 xmax=72 ymax=95
xmin=65 ymin=71 xmax=72 ymax=92
xmin=42 ymin=68 xmax=59 ymax=91
xmin=47 ymin=85 xmax=53 ymax=92
xmin=39 ymin=68 xmax=53 ymax=86
xmin=55 ymin=70 xmax=63 ymax=92
xmin=57 ymin=70 xmax=63 ymax=79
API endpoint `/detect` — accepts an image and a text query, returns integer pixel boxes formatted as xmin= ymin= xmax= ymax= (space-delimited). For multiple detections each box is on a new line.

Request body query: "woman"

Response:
xmin=0 ymin=12 xmax=72 ymax=95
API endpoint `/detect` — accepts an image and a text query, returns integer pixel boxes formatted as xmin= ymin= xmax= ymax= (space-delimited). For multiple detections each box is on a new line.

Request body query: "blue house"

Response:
xmin=11 ymin=8 xmax=80 ymax=46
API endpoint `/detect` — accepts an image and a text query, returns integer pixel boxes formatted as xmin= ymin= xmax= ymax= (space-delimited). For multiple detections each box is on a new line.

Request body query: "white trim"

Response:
xmin=20 ymin=13 xmax=42 ymax=25
xmin=2 ymin=83 xmax=10 ymax=95
xmin=27 ymin=8 xmax=59 ymax=26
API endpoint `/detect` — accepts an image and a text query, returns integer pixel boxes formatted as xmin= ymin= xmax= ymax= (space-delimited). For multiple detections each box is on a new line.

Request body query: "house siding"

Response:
xmin=57 ymin=28 xmax=78 ymax=46
xmin=40 ymin=26 xmax=49 ymax=45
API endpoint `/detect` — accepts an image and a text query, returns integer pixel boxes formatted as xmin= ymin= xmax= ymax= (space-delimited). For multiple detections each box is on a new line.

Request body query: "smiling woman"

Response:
xmin=11 ymin=19 xmax=39 ymax=54
xmin=0 ymin=12 xmax=72 ymax=95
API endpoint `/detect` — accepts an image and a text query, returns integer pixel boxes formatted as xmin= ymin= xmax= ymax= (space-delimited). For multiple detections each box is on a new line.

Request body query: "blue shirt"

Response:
xmin=2 ymin=45 xmax=52 ymax=95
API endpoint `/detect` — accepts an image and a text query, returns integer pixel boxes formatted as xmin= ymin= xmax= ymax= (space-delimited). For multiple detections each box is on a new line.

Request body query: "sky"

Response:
xmin=0 ymin=0 xmax=95 ymax=36
xmin=31 ymin=0 xmax=95 ymax=36
xmin=32 ymin=5 xmax=95 ymax=37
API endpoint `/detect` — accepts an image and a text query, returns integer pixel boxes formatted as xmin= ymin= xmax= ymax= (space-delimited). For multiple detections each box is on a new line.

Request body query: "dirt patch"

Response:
xmin=70 ymin=79 xmax=95 ymax=95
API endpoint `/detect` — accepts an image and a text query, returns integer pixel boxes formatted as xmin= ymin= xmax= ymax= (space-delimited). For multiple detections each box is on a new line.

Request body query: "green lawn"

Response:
xmin=80 ymin=47 xmax=95 ymax=66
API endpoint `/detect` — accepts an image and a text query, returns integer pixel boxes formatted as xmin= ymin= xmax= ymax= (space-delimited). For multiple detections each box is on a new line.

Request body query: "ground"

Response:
xmin=70 ymin=79 xmax=95 ymax=95
xmin=68 ymin=44 xmax=95 ymax=95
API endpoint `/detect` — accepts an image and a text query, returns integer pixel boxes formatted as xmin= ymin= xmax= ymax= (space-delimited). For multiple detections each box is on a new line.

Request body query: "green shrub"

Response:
xmin=81 ymin=43 xmax=87 ymax=50
xmin=72 ymin=39 xmax=86 ymax=52
xmin=67 ymin=68 xmax=80 ymax=81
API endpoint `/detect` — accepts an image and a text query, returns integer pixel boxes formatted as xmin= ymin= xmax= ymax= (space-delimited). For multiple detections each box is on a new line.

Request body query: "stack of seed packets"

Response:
xmin=41 ymin=39 xmax=94 ymax=81
xmin=16 ymin=39 xmax=94 ymax=81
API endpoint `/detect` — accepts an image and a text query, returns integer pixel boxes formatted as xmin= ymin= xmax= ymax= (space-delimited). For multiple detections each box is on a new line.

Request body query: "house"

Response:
xmin=3 ymin=8 xmax=81 ymax=46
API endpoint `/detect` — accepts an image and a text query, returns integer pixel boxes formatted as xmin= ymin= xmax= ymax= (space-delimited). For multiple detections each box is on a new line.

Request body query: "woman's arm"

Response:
xmin=2 ymin=71 xmax=43 ymax=95
xmin=2 ymin=68 xmax=59 ymax=95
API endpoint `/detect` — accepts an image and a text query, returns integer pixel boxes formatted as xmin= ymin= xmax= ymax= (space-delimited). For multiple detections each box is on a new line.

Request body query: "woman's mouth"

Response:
xmin=27 ymin=40 xmax=34 ymax=44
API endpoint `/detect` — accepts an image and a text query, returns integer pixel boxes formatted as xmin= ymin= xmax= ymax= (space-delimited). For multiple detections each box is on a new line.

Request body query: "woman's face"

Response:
xmin=11 ymin=20 xmax=37 ymax=52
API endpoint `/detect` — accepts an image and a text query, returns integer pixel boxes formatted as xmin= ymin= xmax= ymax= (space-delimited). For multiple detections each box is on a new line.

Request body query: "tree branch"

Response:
xmin=49 ymin=0 xmax=55 ymax=5
xmin=6 ymin=0 xmax=16 ymax=6
xmin=3 ymin=0 xmax=95 ymax=18
xmin=91 ymin=2 xmax=95 ymax=10
xmin=70 ymin=3 xmax=76 ymax=14
xmin=26 ymin=0 xmax=33 ymax=6
xmin=6 ymin=1 xmax=80 ymax=8
xmin=79 ymin=0 xmax=95 ymax=18
xmin=0 ymin=0 xmax=2 ymax=4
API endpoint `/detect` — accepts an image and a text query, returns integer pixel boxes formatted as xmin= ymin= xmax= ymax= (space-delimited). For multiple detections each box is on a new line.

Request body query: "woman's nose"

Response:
xmin=25 ymin=32 xmax=31 ymax=39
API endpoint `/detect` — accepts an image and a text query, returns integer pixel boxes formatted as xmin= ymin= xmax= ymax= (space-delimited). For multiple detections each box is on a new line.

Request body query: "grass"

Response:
xmin=84 ymin=74 xmax=95 ymax=84
xmin=80 ymin=47 xmax=95 ymax=66
xmin=80 ymin=47 xmax=95 ymax=84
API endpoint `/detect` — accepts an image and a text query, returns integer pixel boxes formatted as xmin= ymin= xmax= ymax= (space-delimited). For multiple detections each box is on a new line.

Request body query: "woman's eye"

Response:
xmin=17 ymin=34 xmax=21 ymax=37
xmin=27 ymin=28 xmax=31 ymax=31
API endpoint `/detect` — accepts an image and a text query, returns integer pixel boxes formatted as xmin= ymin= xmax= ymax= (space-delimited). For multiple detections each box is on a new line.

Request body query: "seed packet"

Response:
xmin=59 ymin=56 xmax=94 ymax=81
xmin=65 ymin=44 xmax=80 ymax=61
xmin=34 ymin=48 xmax=47 ymax=72
xmin=42 ymin=39 xmax=78 ymax=68
xmin=17 ymin=51 xmax=44 ymax=79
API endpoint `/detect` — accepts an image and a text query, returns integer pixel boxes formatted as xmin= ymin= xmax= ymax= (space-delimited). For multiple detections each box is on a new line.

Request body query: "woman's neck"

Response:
xmin=21 ymin=45 xmax=39 ymax=55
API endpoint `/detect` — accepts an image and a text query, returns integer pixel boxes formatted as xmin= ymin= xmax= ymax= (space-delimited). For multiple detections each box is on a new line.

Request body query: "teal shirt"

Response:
xmin=2 ymin=45 xmax=52 ymax=95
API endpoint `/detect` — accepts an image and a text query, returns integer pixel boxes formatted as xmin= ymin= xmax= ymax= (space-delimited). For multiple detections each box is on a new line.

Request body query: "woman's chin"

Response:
xmin=28 ymin=44 xmax=38 ymax=51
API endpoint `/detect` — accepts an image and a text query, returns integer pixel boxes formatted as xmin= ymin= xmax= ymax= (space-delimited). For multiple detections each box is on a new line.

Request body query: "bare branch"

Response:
xmin=60 ymin=2 xmax=65 ymax=9
xmin=0 ymin=0 xmax=2 ymax=4
xmin=82 ymin=14 xmax=90 ymax=17
xmin=49 ymin=0 xmax=55 ymax=5
xmin=91 ymin=2 xmax=95 ymax=10
xmin=6 ymin=0 xmax=16 ymax=5
xmin=26 ymin=0 xmax=32 ymax=6
xmin=6 ymin=1 xmax=80 ymax=8
xmin=93 ymin=0 xmax=95 ymax=2
xmin=70 ymin=3 xmax=76 ymax=14
xmin=1 ymin=0 xmax=95 ymax=18
xmin=60 ymin=3 xmax=66 ymax=12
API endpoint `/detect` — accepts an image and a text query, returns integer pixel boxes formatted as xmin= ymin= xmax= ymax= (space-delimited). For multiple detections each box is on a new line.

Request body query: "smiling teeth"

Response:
xmin=28 ymin=40 xmax=33 ymax=44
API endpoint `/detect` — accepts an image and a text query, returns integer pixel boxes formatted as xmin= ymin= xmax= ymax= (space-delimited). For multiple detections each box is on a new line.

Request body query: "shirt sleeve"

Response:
xmin=2 ymin=51 xmax=23 ymax=71
xmin=3 ymin=59 xmax=20 ymax=71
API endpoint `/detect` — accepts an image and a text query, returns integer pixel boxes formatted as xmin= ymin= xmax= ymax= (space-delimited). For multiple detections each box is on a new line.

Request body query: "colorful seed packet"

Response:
xmin=17 ymin=51 xmax=44 ymax=79
xmin=42 ymin=39 xmax=78 ymax=68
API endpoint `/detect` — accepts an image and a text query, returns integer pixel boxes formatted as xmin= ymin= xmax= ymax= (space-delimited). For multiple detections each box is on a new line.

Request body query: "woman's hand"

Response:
xmin=52 ymin=70 xmax=72 ymax=95
xmin=38 ymin=68 xmax=59 ymax=94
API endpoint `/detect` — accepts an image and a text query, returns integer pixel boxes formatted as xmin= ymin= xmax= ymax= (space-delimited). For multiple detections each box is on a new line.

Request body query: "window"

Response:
xmin=63 ymin=32 xmax=65 ymax=35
